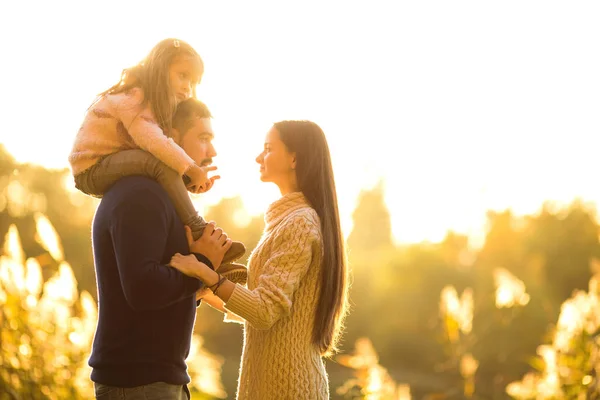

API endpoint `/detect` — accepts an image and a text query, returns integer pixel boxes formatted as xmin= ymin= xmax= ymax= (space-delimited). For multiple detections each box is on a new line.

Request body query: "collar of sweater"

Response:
xmin=264 ymin=191 xmax=310 ymax=231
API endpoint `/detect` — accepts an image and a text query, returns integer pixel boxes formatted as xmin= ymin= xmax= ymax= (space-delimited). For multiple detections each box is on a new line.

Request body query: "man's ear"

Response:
xmin=291 ymin=154 xmax=297 ymax=170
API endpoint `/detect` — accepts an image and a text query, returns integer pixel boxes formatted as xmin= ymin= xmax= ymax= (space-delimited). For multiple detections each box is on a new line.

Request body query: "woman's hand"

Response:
xmin=169 ymin=253 xmax=212 ymax=280
xmin=198 ymin=290 xmax=227 ymax=313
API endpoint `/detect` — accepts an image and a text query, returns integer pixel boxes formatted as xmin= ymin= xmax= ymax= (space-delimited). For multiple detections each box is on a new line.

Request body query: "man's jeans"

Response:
xmin=94 ymin=382 xmax=190 ymax=400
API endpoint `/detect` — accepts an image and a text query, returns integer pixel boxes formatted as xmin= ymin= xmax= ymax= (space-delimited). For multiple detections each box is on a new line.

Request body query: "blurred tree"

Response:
xmin=4 ymin=144 xmax=600 ymax=399
xmin=525 ymin=201 xmax=600 ymax=305
xmin=347 ymin=181 xmax=393 ymax=254
xmin=202 ymin=196 xmax=264 ymax=264
xmin=194 ymin=196 xmax=264 ymax=397
xmin=0 ymin=145 xmax=98 ymax=296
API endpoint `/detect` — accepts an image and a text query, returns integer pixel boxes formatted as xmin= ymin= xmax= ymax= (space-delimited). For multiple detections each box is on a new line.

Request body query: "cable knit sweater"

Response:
xmin=224 ymin=192 xmax=329 ymax=400
xmin=68 ymin=88 xmax=194 ymax=176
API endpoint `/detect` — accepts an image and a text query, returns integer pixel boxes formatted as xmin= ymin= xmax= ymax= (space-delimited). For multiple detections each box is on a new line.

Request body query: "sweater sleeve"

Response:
xmin=110 ymin=188 xmax=201 ymax=311
xmin=224 ymin=216 xmax=318 ymax=330
xmin=112 ymin=90 xmax=195 ymax=175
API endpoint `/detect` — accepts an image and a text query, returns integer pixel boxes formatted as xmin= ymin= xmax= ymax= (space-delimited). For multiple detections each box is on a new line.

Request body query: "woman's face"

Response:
xmin=256 ymin=127 xmax=296 ymax=187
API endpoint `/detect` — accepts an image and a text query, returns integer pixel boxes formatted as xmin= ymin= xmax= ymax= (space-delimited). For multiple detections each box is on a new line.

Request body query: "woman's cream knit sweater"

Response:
xmin=224 ymin=192 xmax=329 ymax=400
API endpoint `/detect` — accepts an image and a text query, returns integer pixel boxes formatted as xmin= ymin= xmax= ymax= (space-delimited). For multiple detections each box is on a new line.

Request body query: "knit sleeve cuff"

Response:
xmin=224 ymin=284 xmax=259 ymax=323
xmin=223 ymin=311 xmax=245 ymax=324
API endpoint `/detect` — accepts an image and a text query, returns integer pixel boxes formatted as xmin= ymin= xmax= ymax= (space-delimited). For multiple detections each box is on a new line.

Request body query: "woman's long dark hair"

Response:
xmin=274 ymin=120 xmax=349 ymax=356
xmin=96 ymin=38 xmax=203 ymax=135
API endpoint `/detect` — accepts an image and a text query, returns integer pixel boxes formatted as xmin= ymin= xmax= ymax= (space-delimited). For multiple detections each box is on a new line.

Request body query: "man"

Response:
xmin=89 ymin=98 xmax=231 ymax=399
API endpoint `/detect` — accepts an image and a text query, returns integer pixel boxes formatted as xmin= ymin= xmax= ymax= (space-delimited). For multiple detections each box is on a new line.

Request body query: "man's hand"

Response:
xmin=185 ymin=223 xmax=232 ymax=268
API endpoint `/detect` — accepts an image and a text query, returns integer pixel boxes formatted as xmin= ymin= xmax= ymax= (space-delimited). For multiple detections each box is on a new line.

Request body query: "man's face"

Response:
xmin=180 ymin=118 xmax=217 ymax=166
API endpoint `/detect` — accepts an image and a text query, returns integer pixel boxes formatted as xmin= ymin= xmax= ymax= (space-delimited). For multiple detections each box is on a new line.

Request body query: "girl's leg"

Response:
xmin=77 ymin=150 xmax=246 ymax=264
xmin=78 ymin=150 xmax=207 ymax=231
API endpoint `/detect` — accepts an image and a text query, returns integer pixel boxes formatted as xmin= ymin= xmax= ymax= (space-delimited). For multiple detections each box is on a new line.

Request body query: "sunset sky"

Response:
xmin=1 ymin=1 xmax=599 ymax=246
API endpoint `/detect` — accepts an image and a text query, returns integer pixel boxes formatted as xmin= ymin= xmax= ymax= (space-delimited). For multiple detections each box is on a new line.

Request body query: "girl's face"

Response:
xmin=256 ymin=127 xmax=297 ymax=191
xmin=169 ymin=57 xmax=199 ymax=103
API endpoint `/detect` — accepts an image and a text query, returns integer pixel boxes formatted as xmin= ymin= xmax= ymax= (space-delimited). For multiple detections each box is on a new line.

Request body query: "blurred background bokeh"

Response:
xmin=1 ymin=1 xmax=599 ymax=399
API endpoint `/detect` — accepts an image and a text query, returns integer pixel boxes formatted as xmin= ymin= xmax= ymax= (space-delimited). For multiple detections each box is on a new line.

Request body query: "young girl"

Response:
xmin=68 ymin=38 xmax=247 ymax=283
xmin=169 ymin=120 xmax=350 ymax=399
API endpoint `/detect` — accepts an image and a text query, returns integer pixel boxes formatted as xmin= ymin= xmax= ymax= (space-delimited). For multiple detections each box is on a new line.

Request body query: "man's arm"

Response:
xmin=110 ymin=188 xmax=201 ymax=311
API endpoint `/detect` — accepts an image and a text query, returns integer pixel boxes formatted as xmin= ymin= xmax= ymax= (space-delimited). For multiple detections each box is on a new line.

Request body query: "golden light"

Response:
xmin=45 ymin=262 xmax=78 ymax=304
xmin=232 ymin=208 xmax=252 ymax=228
xmin=440 ymin=285 xmax=473 ymax=334
xmin=365 ymin=366 xmax=385 ymax=399
xmin=0 ymin=219 xmax=100 ymax=398
xmin=62 ymin=172 xmax=77 ymax=193
xmin=80 ymin=290 xmax=99 ymax=334
xmin=337 ymin=337 xmax=379 ymax=370
xmin=68 ymin=321 xmax=87 ymax=348
xmin=506 ymin=372 xmax=538 ymax=399
xmin=537 ymin=345 xmax=557 ymax=374
xmin=4 ymin=224 xmax=25 ymax=265
xmin=186 ymin=334 xmax=227 ymax=398
xmin=0 ymin=257 xmax=25 ymax=295
xmin=553 ymin=290 xmax=600 ymax=352
xmin=440 ymin=285 xmax=460 ymax=317
xmin=460 ymin=353 xmax=479 ymax=378
xmin=493 ymin=268 xmax=530 ymax=308
xmin=34 ymin=213 xmax=64 ymax=262
xmin=6 ymin=180 xmax=28 ymax=218
xmin=396 ymin=384 xmax=412 ymax=400
xmin=557 ymin=299 xmax=581 ymax=331
xmin=0 ymin=284 xmax=6 ymax=305
xmin=19 ymin=343 xmax=32 ymax=358
xmin=25 ymin=258 xmax=43 ymax=297
xmin=337 ymin=338 xmax=404 ymax=399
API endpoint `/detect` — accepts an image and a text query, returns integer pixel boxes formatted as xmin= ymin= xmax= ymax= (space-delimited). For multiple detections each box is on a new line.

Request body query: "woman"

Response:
xmin=170 ymin=120 xmax=349 ymax=399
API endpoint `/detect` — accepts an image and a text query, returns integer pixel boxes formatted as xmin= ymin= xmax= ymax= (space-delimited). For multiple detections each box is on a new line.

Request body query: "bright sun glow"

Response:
xmin=1 ymin=2 xmax=599 ymax=246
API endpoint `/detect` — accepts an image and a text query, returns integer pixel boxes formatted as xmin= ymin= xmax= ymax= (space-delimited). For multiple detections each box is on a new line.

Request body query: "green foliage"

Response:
xmin=0 ymin=226 xmax=96 ymax=400
xmin=2 ymin=146 xmax=600 ymax=399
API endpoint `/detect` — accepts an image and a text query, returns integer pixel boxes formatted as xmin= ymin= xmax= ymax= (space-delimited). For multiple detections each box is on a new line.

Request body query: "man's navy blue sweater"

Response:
xmin=88 ymin=177 xmax=203 ymax=387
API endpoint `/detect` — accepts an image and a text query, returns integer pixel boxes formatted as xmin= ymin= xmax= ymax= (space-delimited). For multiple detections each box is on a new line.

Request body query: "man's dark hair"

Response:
xmin=172 ymin=98 xmax=212 ymax=135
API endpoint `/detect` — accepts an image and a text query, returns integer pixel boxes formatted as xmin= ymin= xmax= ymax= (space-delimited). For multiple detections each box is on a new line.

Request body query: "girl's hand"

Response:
xmin=185 ymin=165 xmax=218 ymax=194
xmin=196 ymin=174 xmax=220 ymax=193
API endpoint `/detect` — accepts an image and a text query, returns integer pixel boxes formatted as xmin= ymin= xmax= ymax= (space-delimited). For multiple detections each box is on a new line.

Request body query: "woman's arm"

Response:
xmin=169 ymin=253 xmax=236 ymax=301
xmin=171 ymin=216 xmax=319 ymax=330
xmin=199 ymin=290 xmax=226 ymax=313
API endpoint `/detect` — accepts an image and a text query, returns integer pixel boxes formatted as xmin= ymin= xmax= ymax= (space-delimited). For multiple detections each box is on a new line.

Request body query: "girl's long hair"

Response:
xmin=274 ymin=120 xmax=349 ymax=356
xmin=96 ymin=38 xmax=203 ymax=134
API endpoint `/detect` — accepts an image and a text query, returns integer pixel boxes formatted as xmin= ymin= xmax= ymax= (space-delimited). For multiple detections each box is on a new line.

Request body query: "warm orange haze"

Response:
xmin=1 ymin=1 xmax=600 ymax=399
